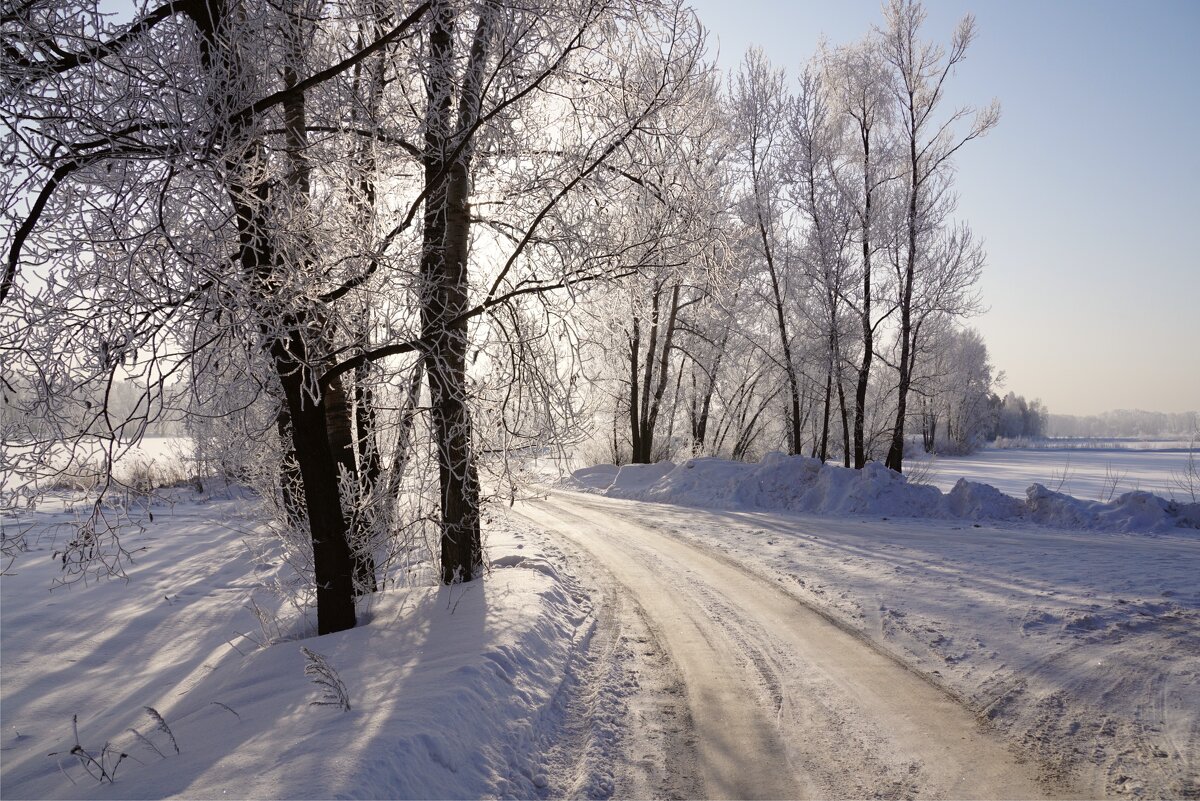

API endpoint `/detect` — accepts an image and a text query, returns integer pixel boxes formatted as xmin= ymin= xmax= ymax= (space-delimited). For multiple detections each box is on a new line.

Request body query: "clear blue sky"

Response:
xmin=689 ymin=0 xmax=1200 ymax=416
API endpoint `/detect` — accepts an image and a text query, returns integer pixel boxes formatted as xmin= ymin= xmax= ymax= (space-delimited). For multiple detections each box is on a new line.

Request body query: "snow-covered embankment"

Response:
xmin=0 ymin=496 xmax=609 ymax=799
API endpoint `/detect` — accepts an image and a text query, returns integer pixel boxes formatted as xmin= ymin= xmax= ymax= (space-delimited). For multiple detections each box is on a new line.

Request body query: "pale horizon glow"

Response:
xmin=688 ymin=0 xmax=1200 ymax=418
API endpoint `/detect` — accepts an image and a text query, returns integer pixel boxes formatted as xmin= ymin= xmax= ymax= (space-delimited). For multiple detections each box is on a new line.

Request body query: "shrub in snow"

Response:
xmin=47 ymin=714 xmax=128 ymax=785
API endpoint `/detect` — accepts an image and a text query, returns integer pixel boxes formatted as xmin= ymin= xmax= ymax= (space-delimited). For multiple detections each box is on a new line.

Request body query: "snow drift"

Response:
xmin=565 ymin=453 xmax=1200 ymax=533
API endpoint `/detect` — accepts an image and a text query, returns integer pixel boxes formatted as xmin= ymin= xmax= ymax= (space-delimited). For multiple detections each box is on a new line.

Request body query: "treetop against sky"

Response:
xmin=689 ymin=0 xmax=1199 ymax=416
xmin=68 ymin=0 xmax=1200 ymax=417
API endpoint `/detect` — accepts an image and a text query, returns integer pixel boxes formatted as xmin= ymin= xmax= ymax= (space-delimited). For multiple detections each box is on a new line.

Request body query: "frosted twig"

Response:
xmin=143 ymin=707 xmax=179 ymax=754
xmin=301 ymin=646 xmax=351 ymax=711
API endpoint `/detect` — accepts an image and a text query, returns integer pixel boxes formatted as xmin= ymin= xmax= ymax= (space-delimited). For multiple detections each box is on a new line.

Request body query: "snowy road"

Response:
xmin=515 ymin=490 xmax=1075 ymax=799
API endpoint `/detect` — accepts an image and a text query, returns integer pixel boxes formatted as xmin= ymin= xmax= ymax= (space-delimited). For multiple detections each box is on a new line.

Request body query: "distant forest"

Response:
xmin=1046 ymin=410 xmax=1199 ymax=440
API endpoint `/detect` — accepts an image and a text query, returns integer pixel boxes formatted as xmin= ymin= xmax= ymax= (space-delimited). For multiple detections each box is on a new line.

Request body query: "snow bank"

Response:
xmin=565 ymin=453 xmax=1200 ymax=533
xmin=1023 ymin=484 xmax=1200 ymax=532
xmin=0 ymin=500 xmax=598 ymax=799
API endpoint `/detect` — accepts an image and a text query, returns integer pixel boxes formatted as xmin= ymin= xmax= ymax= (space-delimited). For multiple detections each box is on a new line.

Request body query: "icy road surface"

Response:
xmin=515 ymin=491 xmax=1075 ymax=799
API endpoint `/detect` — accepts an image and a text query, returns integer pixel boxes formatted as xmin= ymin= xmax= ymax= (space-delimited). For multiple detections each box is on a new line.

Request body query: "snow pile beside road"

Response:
xmin=0 ymin=498 xmax=601 ymax=799
xmin=1026 ymin=483 xmax=1200 ymax=532
xmin=567 ymin=454 xmax=1200 ymax=533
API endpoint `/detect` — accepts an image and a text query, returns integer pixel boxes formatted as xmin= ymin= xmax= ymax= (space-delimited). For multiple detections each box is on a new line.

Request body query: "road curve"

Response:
xmin=514 ymin=490 xmax=1076 ymax=800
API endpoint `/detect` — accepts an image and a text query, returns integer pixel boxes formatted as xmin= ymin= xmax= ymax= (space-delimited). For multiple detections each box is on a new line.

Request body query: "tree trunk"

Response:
xmin=818 ymin=355 xmax=832 ymax=462
xmin=272 ymin=342 xmax=358 ymax=634
xmin=275 ymin=403 xmax=305 ymax=529
xmin=325 ymin=373 xmax=377 ymax=595
xmin=836 ymin=363 xmax=851 ymax=467
xmin=194 ymin=0 xmax=356 ymax=633
xmin=921 ymin=396 xmax=937 ymax=453
xmin=636 ymin=286 xmax=662 ymax=462
xmin=628 ymin=319 xmax=642 ymax=462
xmin=637 ymin=282 xmax=682 ymax=463
xmin=885 ymin=292 xmax=914 ymax=473
xmin=853 ymin=129 xmax=874 ymax=470
xmin=421 ymin=1 xmax=490 ymax=584
xmin=691 ymin=288 xmax=735 ymax=455
xmin=761 ymin=254 xmax=802 ymax=456
xmin=886 ymin=121 xmax=920 ymax=474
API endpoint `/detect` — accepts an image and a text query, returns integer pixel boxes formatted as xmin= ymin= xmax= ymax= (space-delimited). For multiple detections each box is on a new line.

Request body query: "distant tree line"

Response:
xmin=1047 ymin=410 xmax=1199 ymax=440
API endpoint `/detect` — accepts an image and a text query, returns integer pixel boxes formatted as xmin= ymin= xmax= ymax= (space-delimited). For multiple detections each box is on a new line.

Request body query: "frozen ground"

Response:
xmin=564 ymin=456 xmax=1200 ymax=797
xmin=0 ymin=491 xmax=627 ymax=799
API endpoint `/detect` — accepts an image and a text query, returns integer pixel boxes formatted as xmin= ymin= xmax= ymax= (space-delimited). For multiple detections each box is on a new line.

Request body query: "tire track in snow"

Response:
xmin=519 ymin=490 xmax=1082 ymax=799
xmin=506 ymin=506 xmax=701 ymax=800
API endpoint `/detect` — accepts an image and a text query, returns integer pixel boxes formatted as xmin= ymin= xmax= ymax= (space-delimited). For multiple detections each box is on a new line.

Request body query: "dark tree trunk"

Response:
xmin=325 ymin=374 xmax=355 ymax=476
xmin=635 ymin=286 xmax=661 ymax=463
xmin=628 ymin=319 xmax=642 ymax=462
xmin=421 ymin=1 xmax=491 ymax=584
xmin=853 ymin=121 xmax=874 ymax=470
xmin=818 ymin=356 xmax=832 ymax=462
xmin=194 ymin=0 xmax=357 ymax=634
xmin=765 ymin=253 xmax=803 ymax=456
xmin=325 ymin=373 xmax=377 ymax=595
xmin=272 ymin=342 xmax=358 ymax=634
xmin=837 ymin=365 xmax=851 ymax=467
xmin=691 ymin=365 xmax=718 ymax=455
xmin=886 ymin=122 xmax=921 ymax=474
xmin=227 ymin=152 xmax=358 ymax=634
xmin=922 ymin=398 xmax=938 ymax=453
xmin=633 ymin=282 xmax=681 ymax=464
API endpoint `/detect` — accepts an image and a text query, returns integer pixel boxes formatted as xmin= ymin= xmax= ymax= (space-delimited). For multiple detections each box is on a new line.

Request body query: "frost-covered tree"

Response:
xmin=916 ymin=325 xmax=994 ymax=454
xmin=821 ymin=37 xmax=896 ymax=469
xmin=878 ymin=0 xmax=999 ymax=472
xmin=2 ymin=0 xmax=710 ymax=631
xmin=786 ymin=64 xmax=856 ymax=464
xmin=729 ymin=48 xmax=814 ymax=456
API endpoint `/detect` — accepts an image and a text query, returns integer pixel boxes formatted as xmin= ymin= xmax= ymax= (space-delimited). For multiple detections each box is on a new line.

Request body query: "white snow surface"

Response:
xmin=5 ymin=450 xmax=1198 ymax=799
xmin=0 ymin=493 xmax=609 ymax=800
xmin=912 ymin=446 xmax=1194 ymax=501
xmin=560 ymin=455 xmax=1200 ymax=796
xmin=565 ymin=453 xmax=1200 ymax=533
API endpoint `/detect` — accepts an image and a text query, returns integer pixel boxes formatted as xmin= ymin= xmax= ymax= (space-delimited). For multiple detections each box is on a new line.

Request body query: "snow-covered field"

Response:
xmin=910 ymin=446 xmax=1196 ymax=501
xmin=2 ymin=436 xmax=195 ymax=497
xmin=565 ymin=455 xmax=1200 ymax=797
xmin=0 ymin=492 xmax=618 ymax=799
